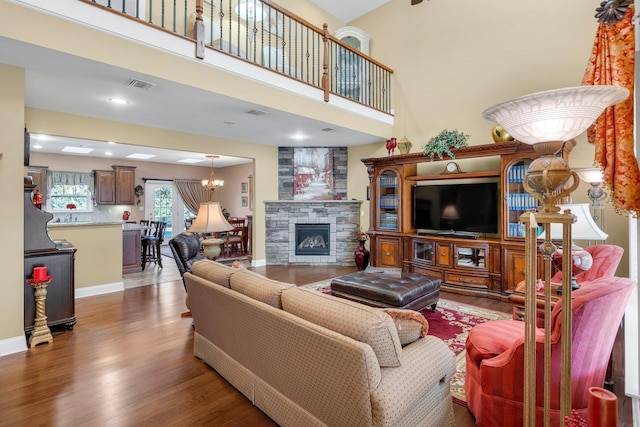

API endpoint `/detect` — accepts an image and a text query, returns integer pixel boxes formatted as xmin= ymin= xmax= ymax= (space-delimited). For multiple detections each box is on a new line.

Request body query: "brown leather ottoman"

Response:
xmin=330 ymin=271 xmax=441 ymax=312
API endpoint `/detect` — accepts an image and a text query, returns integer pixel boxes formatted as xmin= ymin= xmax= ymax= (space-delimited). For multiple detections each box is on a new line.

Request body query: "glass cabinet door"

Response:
xmin=455 ymin=246 xmax=486 ymax=269
xmin=378 ymin=170 xmax=399 ymax=230
xmin=505 ymin=159 xmax=538 ymax=238
xmin=414 ymin=241 xmax=434 ymax=264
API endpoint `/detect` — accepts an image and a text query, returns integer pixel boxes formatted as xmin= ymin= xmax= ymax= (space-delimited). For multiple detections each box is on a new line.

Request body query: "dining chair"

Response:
xmin=224 ymin=217 xmax=246 ymax=257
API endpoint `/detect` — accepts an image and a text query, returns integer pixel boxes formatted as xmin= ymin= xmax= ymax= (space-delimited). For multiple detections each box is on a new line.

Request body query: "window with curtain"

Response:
xmin=47 ymin=170 xmax=95 ymax=212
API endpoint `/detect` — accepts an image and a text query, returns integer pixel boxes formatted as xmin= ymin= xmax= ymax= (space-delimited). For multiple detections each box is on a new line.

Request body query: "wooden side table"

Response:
xmin=508 ymin=281 xmax=561 ymax=321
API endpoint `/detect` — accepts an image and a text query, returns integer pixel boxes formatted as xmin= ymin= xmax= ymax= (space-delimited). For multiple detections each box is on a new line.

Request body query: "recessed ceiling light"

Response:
xmin=109 ymin=97 xmax=129 ymax=105
xmin=105 ymin=151 xmax=113 ymax=156
xmin=108 ymin=141 xmax=116 ymax=145
xmin=178 ymin=158 xmax=207 ymax=164
xmin=32 ymin=144 xmax=42 ymax=149
xmin=126 ymin=153 xmax=156 ymax=159
xmin=291 ymin=133 xmax=308 ymax=141
xmin=30 ymin=134 xmax=49 ymax=140
xmin=62 ymin=146 xmax=94 ymax=154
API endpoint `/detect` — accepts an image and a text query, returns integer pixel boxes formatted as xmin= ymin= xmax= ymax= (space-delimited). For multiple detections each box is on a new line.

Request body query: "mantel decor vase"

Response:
xmin=354 ymin=240 xmax=370 ymax=271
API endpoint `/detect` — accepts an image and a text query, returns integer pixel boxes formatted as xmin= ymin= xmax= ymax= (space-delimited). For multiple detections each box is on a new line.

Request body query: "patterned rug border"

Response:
xmin=300 ymin=279 xmax=512 ymax=406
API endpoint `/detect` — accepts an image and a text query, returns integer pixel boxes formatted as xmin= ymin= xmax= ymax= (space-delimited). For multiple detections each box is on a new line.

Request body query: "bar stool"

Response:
xmin=141 ymin=221 xmax=166 ymax=270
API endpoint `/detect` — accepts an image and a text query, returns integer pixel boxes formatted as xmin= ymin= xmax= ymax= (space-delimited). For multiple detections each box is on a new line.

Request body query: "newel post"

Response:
xmin=321 ymin=23 xmax=330 ymax=103
xmin=195 ymin=0 xmax=204 ymax=59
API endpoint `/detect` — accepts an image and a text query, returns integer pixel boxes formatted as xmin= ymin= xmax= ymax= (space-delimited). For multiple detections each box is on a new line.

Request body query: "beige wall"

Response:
xmin=350 ymin=0 xmax=629 ymax=277
xmin=0 ymin=64 xmax=26 ymax=350
xmin=48 ymin=224 xmax=123 ymax=289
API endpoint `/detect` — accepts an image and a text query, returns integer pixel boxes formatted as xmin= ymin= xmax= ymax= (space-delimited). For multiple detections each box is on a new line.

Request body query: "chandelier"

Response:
xmin=202 ymin=155 xmax=224 ymax=191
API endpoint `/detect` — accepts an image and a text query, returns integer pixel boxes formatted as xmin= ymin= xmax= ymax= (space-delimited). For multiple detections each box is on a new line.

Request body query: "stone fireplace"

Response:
xmin=265 ymin=200 xmax=362 ymax=266
xmin=295 ymin=223 xmax=330 ymax=256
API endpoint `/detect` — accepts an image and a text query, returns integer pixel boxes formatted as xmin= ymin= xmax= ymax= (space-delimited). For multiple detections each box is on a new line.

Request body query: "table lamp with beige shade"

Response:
xmin=188 ymin=202 xmax=233 ymax=260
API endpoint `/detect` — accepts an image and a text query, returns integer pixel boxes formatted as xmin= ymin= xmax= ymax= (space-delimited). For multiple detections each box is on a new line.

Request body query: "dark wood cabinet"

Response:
xmin=94 ymin=166 xmax=136 ymax=205
xmin=24 ymin=182 xmax=77 ymax=336
xmin=94 ymin=169 xmax=116 ymax=204
xmin=115 ymin=166 xmax=136 ymax=205
xmin=122 ymin=228 xmax=142 ymax=273
xmin=362 ymin=142 xmax=573 ymax=300
xmin=27 ymin=166 xmax=48 ymax=199
xmin=24 ymin=249 xmax=76 ymax=333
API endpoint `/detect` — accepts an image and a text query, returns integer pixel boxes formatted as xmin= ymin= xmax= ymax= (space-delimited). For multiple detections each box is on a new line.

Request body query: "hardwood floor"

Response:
xmin=0 ymin=256 xmax=631 ymax=426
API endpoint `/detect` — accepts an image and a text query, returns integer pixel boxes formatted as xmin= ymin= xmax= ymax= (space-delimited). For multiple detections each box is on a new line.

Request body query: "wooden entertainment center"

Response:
xmin=362 ymin=141 xmax=574 ymax=301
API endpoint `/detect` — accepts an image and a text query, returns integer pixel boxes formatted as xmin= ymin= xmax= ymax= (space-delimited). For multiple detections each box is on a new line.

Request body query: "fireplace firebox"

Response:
xmin=295 ymin=224 xmax=330 ymax=256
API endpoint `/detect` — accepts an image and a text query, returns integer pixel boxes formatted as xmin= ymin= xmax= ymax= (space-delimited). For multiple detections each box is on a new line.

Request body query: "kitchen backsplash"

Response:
xmin=50 ymin=204 xmax=136 ymax=224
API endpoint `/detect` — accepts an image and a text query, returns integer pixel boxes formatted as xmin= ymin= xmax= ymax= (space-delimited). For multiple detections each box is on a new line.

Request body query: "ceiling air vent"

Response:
xmin=321 ymin=127 xmax=336 ymax=132
xmin=126 ymin=78 xmax=155 ymax=90
xmin=246 ymin=109 xmax=268 ymax=116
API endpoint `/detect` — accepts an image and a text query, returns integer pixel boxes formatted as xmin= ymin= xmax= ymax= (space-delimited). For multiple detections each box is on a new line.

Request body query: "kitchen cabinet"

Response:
xmin=94 ymin=169 xmax=116 ymax=204
xmin=122 ymin=228 xmax=142 ymax=273
xmin=94 ymin=165 xmax=136 ymax=205
xmin=115 ymin=166 xmax=136 ymax=205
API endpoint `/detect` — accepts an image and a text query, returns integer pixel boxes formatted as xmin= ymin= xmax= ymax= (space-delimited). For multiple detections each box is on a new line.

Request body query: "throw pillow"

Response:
xmin=382 ymin=308 xmax=429 ymax=346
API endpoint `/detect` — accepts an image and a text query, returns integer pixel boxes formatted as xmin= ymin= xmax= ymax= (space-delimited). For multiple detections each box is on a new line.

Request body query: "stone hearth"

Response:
xmin=265 ymin=200 xmax=362 ymax=266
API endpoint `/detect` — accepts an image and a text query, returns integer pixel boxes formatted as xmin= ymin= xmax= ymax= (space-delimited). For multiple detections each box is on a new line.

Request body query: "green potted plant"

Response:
xmin=422 ymin=129 xmax=471 ymax=161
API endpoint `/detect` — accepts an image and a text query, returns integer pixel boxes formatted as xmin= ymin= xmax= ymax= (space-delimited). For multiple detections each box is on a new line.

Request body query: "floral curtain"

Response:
xmin=582 ymin=5 xmax=639 ymax=217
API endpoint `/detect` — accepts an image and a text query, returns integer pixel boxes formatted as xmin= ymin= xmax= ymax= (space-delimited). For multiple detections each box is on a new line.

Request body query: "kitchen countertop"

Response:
xmin=47 ymin=221 xmax=128 ymax=229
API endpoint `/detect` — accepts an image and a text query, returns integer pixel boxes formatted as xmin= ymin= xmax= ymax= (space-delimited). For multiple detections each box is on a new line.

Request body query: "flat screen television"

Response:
xmin=413 ymin=182 xmax=499 ymax=236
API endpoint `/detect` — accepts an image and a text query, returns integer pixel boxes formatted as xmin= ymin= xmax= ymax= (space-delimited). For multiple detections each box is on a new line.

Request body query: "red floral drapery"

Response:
xmin=582 ymin=5 xmax=639 ymax=217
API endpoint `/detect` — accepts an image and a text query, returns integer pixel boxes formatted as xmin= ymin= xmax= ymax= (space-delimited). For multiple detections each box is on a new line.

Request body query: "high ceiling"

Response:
xmin=3 ymin=1 xmax=391 ymax=167
xmin=309 ymin=0 xmax=391 ymax=23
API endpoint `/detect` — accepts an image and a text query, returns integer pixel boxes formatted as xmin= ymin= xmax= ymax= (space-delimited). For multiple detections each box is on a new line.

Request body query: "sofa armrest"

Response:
xmin=370 ymin=336 xmax=454 ymax=425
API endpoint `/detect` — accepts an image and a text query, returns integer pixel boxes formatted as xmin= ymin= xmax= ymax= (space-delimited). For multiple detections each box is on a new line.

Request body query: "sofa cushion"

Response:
xmin=229 ymin=270 xmax=295 ymax=308
xmin=191 ymin=260 xmax=236 ymax=288
xmin=281 ymin=287 xmax=404 ymax=367
xmin=382 ymin=308 xmax=429 ymax=346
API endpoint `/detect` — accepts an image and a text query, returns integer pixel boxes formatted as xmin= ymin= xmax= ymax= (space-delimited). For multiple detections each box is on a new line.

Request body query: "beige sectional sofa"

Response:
xmin=184 ymin=260 xmax=456 ymax=427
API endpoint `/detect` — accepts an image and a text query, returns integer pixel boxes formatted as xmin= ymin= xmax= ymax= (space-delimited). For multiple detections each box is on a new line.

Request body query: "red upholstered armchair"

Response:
xmin=465 ymin=276 xmax=635 ymax=427
xmin=550 ymin=244 xmax=623 ymax=284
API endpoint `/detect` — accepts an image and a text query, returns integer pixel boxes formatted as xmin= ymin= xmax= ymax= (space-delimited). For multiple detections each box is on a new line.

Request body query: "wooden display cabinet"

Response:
xmin=362 ymin=141 xmax=573 ymax=300
xmin=24 ymin=182 xmax=77 ymax=336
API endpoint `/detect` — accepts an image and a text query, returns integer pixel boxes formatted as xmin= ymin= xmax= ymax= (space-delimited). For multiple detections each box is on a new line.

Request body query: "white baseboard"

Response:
xmin=0 ymin=335 xmax=28 ymax=356
xmin=251 ymin=258 xmax=267 ymax=267
xmin=75 ymin=281 xmax=124 ymax=298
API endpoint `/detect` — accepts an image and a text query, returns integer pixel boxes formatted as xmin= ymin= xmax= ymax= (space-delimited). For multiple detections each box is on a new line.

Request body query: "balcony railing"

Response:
xmin=83 ymin=0 xmax=393 ymax=114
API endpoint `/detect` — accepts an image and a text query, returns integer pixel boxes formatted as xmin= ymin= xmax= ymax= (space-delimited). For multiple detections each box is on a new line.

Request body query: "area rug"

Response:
xmin=300 ymin=280 xmax=512 ymax=406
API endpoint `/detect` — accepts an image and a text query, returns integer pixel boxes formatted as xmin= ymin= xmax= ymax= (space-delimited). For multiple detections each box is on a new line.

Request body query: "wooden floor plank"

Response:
xmin=0 ymin=258 xmax=630 ymax=426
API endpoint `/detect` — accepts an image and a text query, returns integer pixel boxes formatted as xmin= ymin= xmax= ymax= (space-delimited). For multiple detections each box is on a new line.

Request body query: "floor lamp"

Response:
xmin=483 ymin=85 xmax=629 ymax=425
xmin=188 ymin=202 xmax=233 ymax=259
